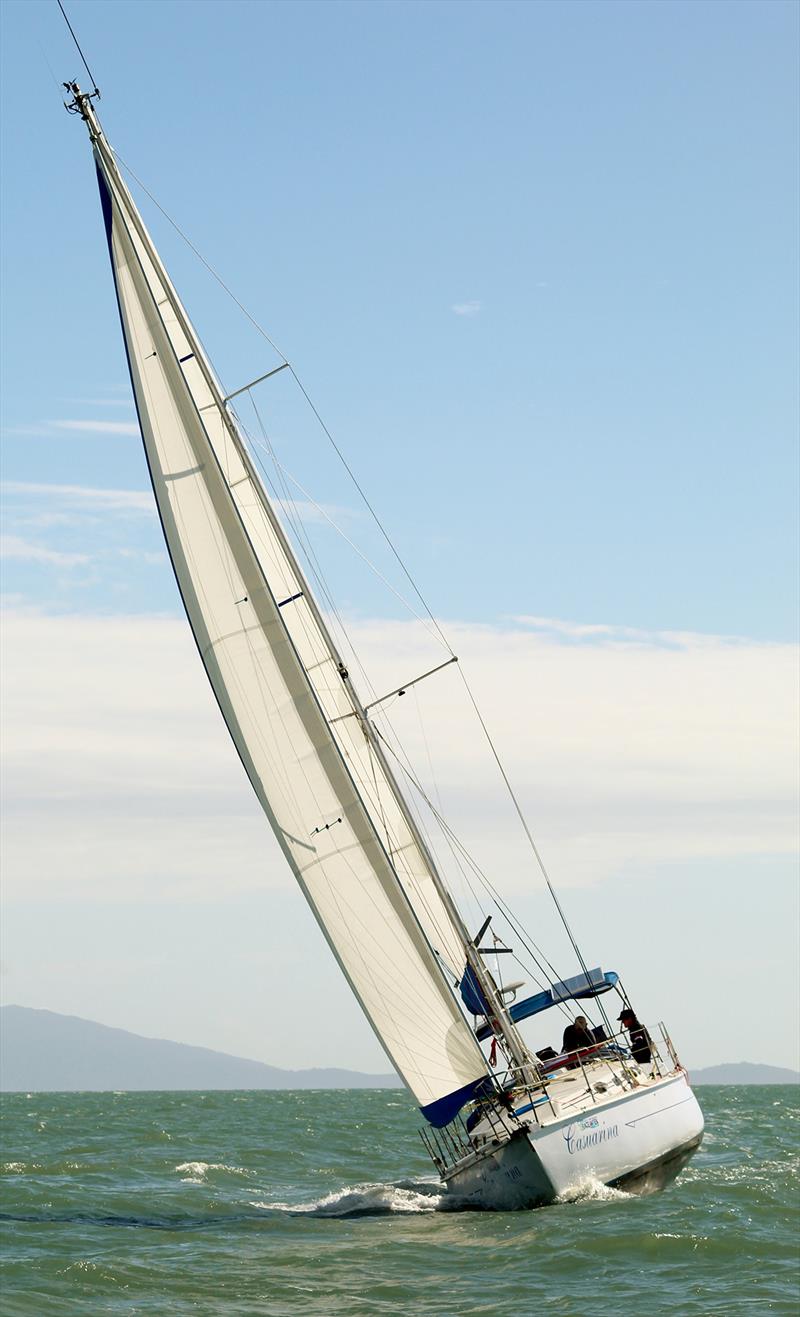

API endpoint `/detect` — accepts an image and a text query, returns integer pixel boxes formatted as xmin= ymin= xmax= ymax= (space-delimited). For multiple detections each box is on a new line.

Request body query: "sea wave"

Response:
xmin=556 ymin=1174 xmax=631 ymax=1204
xmin=1 ymin=1160 xmax=87 ymax=1176
xmin=256 ymin=1178 xmax=449 ymax=1217
xmin=2 ymin=1088 xmax=797 ymax=1317
xmin=174 ymin=1160 xmax=254 ymax=1184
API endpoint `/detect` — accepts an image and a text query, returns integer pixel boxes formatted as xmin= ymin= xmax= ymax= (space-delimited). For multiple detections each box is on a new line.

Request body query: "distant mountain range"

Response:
xmin=690 ymin=1062 xmax=799 ymax=1085
xmin=1 ymin=1006 xmax=797 ymax=1091
xmin=0 ymin=1006 xmax=397 ymax=1092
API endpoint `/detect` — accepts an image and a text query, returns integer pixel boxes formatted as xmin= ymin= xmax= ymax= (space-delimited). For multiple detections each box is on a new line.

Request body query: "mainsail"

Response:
xmin=74 ymin=89 xmax=492 ymax=1123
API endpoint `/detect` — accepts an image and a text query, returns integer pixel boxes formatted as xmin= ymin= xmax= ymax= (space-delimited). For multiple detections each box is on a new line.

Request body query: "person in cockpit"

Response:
xmin=618 ymin=1007 xmax=652 ymax=1065
xmin=561 ymin=1014 xmax=595 ymax=1057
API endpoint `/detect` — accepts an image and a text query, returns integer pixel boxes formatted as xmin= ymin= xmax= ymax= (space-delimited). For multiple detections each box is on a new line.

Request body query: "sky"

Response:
xmin=1 ymin=0 xmax=798 ymax=1076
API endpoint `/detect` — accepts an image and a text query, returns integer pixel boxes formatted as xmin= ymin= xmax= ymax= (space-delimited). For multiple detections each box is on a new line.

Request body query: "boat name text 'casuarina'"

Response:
xmin=563 ymin=1117 xmax=620 ymax=1155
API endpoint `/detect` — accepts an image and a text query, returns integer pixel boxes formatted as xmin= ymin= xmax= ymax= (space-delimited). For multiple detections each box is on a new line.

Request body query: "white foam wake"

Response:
xmin=175 ymin=1161 xmax=253 ymax=1184
xmin=254 ymin=1179 xmax=449 ymax=1217
xmin=556 ymin=1173 xmax=631 ymax=1204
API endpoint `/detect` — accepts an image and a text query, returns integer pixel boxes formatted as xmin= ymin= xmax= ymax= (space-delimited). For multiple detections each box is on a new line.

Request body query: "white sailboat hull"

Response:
xmin=443 ymin=1072 xmax=704 ymax=1210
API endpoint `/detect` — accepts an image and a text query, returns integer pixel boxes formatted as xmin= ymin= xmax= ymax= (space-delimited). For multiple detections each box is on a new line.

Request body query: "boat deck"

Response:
xmin=420 ymin=1022 xmax=684 ymax=1176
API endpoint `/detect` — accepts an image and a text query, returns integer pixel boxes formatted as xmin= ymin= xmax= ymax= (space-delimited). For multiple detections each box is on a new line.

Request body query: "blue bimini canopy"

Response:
xmin=475 ymin=968 xmax=618 ymax=1041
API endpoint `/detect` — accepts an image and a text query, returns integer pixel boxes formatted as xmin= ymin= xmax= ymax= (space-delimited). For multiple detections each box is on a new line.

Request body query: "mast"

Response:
xmin=67 ymin=83 xmax=531 ymax=1098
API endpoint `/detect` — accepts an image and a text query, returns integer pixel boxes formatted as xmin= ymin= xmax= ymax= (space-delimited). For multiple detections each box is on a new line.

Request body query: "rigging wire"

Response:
xmin=111 ymin=151 xmax=455 ymax=656
xmin=240 ymin=394 xmax=387 ymax=710
xmin=286 ymin=370 xmax=454 ymax=656
xmin=110 ymin=147 xmax=597 ymax=995
xmin=112 ymin=152 xmax=287 ymax=363
xmin=248 ymin=371 xmax=596 ymax=1002
xmin=241 ymin=397 xmax=473 ymax=969
xmin=234 ymin=431 xmax=484 ymax=959
xmin=241 ymin=397 xmax=456 ymax=944
xmin=117 ymin=144 xmax=450 ymax=653
xmin=373 ymin=726 xmax=578 ymax=1020
xmin=245 ymin=432 xmax=450 ymax=650
xmin=413 ymin=684 xmax=444 ymax=815
xmin=79 ymin=96 xmax=623 ymax=1092
xmin=37 ymin=38 xmax=65 ymax=97
xmin=243 ymin=387 xmax=593 ymax=1001
xmin=238 ymin=394 xmax=491 ymax=955
xmin=56 ymin=0 xmax=101 ymax=97
xmin=454 ymin=664 xmax=596 ymax=985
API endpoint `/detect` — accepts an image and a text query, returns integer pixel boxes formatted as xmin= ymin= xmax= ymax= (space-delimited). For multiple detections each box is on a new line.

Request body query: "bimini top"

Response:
xmin=474 ymin=968 xmax=618 ymax=1041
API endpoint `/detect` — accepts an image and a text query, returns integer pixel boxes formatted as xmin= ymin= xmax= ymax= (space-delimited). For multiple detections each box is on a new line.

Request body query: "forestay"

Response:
xmin=84 ymin=104 xmax=489 ymax=1121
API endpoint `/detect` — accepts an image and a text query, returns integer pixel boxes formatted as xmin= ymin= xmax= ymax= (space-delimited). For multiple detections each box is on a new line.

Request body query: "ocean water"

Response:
xmin=0 ymin=1086 xmax=797 ymax=1315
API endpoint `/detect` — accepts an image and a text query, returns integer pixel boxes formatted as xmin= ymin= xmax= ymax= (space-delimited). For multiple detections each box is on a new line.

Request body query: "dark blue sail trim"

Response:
xmin=96 ymin=160 xmax=114 ymax=253
xmin=420 ymin=1076 xmax=496 ymax=1128
xmin=475 ymin=970 xmax=619 ymax=1041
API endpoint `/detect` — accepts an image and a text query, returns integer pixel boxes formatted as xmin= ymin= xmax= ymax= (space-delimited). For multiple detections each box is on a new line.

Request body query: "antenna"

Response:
xmin=56 ymin=0 xmax=100 ymax=99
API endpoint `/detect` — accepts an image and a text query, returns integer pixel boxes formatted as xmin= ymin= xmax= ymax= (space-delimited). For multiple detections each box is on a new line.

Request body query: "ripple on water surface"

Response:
xmin=0 ymin=1086 xmax=797 ymax=1315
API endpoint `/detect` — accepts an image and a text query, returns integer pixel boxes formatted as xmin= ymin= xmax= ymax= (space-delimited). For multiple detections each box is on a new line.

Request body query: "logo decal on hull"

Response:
xmin=563 ymin=1116 xmax=620 ymax=1155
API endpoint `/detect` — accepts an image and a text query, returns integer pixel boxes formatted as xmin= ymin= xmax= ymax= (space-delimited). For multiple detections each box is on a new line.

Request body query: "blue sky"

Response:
xmin=1 ymin=0 xmax=798 ymax=1073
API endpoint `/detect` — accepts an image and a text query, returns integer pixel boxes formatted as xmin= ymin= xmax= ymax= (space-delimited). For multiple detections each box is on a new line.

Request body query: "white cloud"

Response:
xmin=2 ymin=606 xmax=796 ymax=1071
xmin=3 ymin=483 xmax=353 ymax=530
xmin=2 ymin=482 xmax=154 ymax=514
xmin=451 ymin=300 xmax=482 ymax=317
xmin=514 ymin=614 xmax=630 ymax=641
xmin=511 ymin=613 xmax=753 ymax=648
xmin=1 ymin=608 xmax=796 ymax=906
xmin=3 ymin=420 xmax=139 ymax=439
xmin=275 ymin=496 xmax=358 ymax=530
xmin=49 ymin=419 xmax=140 ymax=436
xmin=117 ymin=548 xmax=167 ymax=565
xmin=3 ymin=482 xmax=353 ymax=544
xmin=347 ymin=615 xmax=798 ymax=881
xmin=0 ymin=535 xmax=90 ymax=567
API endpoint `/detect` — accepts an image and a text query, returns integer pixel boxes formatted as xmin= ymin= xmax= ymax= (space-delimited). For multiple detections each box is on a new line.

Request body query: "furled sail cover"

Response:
xmin=89 ymin=129 xmax=488 ymax=1118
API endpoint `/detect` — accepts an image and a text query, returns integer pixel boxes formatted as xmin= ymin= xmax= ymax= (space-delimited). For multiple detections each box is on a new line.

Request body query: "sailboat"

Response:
xmin=66 ymin=81 xmax=704 ymax=1210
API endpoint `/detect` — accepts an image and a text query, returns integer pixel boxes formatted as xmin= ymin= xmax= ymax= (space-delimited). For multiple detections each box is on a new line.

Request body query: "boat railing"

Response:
xmin=657 ymin=1020 xmax=681 ymax=1071
xmin=418 ymin=1099 xmax=513 ymax=1174
xmin=419 ymin=1018 xmax=684 ymax=1175
xmin=554 ymin=1020 xmax=682 ymax=1082
xmin=501 ymin=1019 xmax=682 ymax=1112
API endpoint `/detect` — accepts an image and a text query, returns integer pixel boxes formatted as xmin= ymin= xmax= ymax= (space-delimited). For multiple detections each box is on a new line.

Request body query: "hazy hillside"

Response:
xmin=0 ymin=1006 xmax=398 ymax=1092
xmin=690 ymin=1062 xmax=799 ymax=1085
xmin=3 ymin=1006 xmax=797 ymax=1092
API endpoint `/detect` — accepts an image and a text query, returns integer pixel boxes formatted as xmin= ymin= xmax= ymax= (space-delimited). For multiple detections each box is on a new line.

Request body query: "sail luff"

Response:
xmin=76 ymin=89 xmax=493 ymax=1120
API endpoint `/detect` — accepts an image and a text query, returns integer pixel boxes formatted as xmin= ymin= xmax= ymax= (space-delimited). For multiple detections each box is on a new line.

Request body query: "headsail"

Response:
xmin=74 ymin=88 xmax=491 ymax=1121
